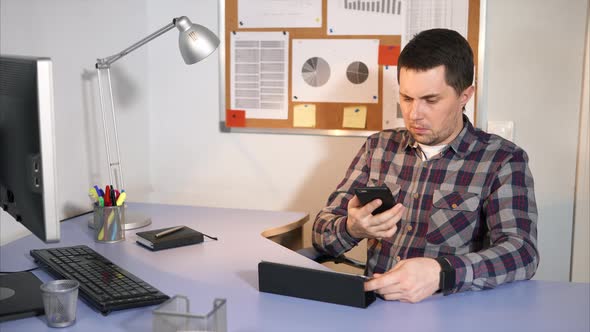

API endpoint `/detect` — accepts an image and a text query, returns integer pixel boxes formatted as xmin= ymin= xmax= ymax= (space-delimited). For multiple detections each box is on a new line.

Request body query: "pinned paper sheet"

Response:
xmin=382 ymin=66 xmax=405 ymax=130
xmin=379 ymin=45 xmax=400 ymax=66
xmin=238 ymin=0 xmax=322 ymax=28
xmin=226 ymin=109 xmax=246 ymax=127
xmin=327 ymin=0 xmax=403 ymax=35
xmin=292 ymin=39 xmax=379 ymax=103
xmin=343 ymin=106 xmax=367 ymax=129
xmin=293 ymin=104 xmax=316 ymax=128
xmin=402 ymin=0 xmax=469 ymax=46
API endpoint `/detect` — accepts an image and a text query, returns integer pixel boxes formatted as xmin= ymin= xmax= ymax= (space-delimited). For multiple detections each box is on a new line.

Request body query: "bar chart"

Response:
xmin=343 ymin=0 xmax=402 ymax=15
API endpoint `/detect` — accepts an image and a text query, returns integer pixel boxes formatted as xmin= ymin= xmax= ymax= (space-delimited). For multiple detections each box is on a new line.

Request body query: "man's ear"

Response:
xmin=460 ymin=85 xmax=475 ymax=109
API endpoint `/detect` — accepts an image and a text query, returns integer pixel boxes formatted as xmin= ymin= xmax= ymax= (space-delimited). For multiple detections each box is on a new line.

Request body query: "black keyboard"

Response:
xmin=30 ymin=245 xmax=169 ymax=315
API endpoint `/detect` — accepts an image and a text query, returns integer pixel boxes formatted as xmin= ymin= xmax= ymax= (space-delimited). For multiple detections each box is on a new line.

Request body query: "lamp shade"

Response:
xmin=175 ymin=16 xmax=220 ymax=65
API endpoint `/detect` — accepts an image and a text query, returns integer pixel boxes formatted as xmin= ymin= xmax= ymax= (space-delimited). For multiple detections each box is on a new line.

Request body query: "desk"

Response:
xmin=1 ymin=203 xmax=588 ymax=332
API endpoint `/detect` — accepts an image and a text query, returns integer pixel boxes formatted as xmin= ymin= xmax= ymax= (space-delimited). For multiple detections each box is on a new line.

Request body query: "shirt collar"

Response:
xmin=403 ymin=114 xmax=476 ymax=159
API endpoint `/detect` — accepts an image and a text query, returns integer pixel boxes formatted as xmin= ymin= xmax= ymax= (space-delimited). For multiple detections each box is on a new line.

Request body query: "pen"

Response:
xmin=155 ymin=226 xmax=184 ymax=239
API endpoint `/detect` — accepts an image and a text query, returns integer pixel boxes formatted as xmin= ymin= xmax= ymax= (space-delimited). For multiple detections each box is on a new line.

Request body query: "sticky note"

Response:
xmin=226 ymin=109 xmax=246 ymax=127
xmin=293 ymin=104 xmax=316 ymax=128
xmin=342 ymin=106 xmax=367 ymax=129
xmin=378 ymin=45 xmax=400 ymax=66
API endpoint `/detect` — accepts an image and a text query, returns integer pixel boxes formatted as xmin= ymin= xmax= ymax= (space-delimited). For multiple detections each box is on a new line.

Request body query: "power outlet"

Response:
xmin=487 ymin=121 xmax=514 ymax=141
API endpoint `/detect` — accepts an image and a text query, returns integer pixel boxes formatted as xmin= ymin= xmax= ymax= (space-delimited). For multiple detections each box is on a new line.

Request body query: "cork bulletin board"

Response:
xmin=219 ymin=0 xmax=482 ymax=136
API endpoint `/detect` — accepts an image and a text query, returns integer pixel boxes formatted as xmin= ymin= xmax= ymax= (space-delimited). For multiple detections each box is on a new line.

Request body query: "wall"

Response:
xmin=1 ymin=0 xmax=588 ymax=282
xmin=482 ymin=0 xmax=588 ymax=281
xmin=0 ymin=0 xmax=151 ymax=244
xmin=144 ymin=1 xmax=367 ymax=254
xmin=571 ymin=9 xmax=590 ymax=283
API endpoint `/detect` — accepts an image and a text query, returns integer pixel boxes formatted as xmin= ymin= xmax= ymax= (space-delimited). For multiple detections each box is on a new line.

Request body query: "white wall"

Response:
xmin=482 ymin=0 xmax=588 ymax=281
xmin=0 ymin=0 xmax=151 ymax=244
xmin=571 ymin=9 xmax=590 ymax=283
xmin=143 ymin=1 xmax=367 ymax=251
xmin=2 ymin=0 xmax=588 ymax=282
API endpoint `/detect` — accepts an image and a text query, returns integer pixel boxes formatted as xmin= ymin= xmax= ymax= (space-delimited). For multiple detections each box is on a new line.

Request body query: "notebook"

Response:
xmin=136 ymin=226 xmax=204 ymax=251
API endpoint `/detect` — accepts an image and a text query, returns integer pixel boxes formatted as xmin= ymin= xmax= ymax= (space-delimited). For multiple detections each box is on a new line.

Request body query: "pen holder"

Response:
xmin=153 ymin=296 xmax=227 ymax=332
xmin=93 ymin=204 xmax=125 ymax=243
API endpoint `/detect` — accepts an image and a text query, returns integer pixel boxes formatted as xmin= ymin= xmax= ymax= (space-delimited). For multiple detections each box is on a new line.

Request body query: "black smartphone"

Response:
xmin=354 ymin=186 xmax=395 ymax=215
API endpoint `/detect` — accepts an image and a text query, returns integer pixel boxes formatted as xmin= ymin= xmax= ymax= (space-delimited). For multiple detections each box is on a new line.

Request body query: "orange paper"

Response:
xmin=226 ymin=109 xmax=246 ymax=127
xmin=378 ymin=45 xmax=400 ymax=66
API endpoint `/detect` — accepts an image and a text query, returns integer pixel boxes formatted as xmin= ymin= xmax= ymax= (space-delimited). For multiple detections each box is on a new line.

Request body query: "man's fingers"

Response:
xmin=348 ymin=195 xmax=362 ymax=209
xmin=364 ymin=272 xmax=401 ymax=292
xmin=361 ymin=198 xmax=382 ymax=216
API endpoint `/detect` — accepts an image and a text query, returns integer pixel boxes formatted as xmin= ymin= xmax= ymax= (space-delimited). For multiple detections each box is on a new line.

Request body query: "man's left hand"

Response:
xmin=364 ymin=257 xmax=441 ymax=303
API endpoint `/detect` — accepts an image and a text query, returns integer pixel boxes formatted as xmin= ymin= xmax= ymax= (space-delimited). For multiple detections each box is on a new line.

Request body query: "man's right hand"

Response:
xmin=346 ymin=195 xmax=405 ymax=239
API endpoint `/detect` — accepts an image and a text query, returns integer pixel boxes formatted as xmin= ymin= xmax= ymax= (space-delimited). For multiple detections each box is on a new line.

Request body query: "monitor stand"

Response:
xmin=0 ymin=272 xmax=45 ymax=322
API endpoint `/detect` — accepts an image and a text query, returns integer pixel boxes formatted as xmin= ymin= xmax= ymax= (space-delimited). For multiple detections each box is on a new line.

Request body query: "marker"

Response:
xmin=98 ymin=196 xmax=104 ymax=207
xmin=109 ymin=185 xmax=116 ymax=207
xmin=104 ymin=186 xmax=111 ymax=206
xmin=88 ymin=188 xmax=99 ymax=202
xmin=116 ymin=192 xmax=127 ymax=206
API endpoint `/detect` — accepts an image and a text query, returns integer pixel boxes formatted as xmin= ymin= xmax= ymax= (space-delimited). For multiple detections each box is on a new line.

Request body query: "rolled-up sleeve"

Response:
xmin=312 ymin=139 xmax=373 ymax=257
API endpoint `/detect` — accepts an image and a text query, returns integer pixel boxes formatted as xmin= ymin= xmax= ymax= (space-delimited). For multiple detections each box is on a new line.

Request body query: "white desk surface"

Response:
xmin=0 ymin=203 xmax=588 ymax=332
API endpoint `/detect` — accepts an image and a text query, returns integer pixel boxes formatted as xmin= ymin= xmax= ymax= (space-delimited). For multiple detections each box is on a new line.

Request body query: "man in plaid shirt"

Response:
xmin=312 ymin=29 xmax=539 ymax=303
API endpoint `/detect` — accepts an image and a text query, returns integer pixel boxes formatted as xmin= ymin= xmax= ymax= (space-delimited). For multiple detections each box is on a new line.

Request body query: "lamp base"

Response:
xmin=88 ymin=208 xmax=152 ymax=230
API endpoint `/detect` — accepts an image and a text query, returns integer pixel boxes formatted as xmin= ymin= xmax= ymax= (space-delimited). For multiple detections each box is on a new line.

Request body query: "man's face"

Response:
xmin=399 ymin=65 xmax=473 ymax=146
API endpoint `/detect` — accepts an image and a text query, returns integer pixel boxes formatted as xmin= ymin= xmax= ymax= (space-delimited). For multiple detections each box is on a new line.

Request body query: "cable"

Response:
xmin=202 ymin=233 xmax=218 ymax=241
xmin=0 ymin=266 xmax=39 ymax=274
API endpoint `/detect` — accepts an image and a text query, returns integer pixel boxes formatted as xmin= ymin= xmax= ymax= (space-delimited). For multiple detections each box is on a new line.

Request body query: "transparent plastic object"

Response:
xmin=153 ymin=295 xmax=227 ymax=332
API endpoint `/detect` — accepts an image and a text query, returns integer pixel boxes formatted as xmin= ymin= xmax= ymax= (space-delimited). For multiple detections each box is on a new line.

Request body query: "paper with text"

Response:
xmin=382 ymin=66 xmax=405 ymax=130
xmin=402 ymin=0 xmax=469 ymax=47
xmin=230 ymin=32 xmax=289 ymax=119
xmin=327 ymin=0 xmax=404 ymax=35
xmin=238 ymin=0 xmax=322 ymax=28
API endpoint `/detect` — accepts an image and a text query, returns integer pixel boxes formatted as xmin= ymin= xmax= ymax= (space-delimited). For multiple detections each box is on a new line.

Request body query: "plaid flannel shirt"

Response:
xmin=312 ymin=116 xmax=539 ymax=294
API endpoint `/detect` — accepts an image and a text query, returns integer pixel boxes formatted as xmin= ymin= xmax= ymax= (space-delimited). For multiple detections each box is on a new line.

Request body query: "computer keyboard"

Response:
xmin=30 ymin=245 xmax=169 ymax=315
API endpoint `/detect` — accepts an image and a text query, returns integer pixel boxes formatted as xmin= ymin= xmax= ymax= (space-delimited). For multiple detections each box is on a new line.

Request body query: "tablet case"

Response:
xmin=258 ymin=261 xmax=376 ymax=308
xmin=0 ymin=272 xmax=45 ymax=322
xmin=136 ymin=226 xmax=204 ymax=251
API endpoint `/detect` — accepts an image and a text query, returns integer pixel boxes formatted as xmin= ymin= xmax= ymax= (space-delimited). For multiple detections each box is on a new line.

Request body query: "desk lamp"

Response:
xmin=95 ymin=16 xmax=219 ymax=229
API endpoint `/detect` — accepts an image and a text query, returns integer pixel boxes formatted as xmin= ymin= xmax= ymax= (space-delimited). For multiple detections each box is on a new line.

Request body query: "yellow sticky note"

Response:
xmin=342 ymin=106 xmax=367 ymax=129
xmin=293 ymin=104 xmax=316 ymax=128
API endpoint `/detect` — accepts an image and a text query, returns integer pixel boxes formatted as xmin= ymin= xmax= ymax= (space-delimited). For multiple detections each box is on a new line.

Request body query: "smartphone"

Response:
xmin=354 ymin=186 xmax=395 ymax=215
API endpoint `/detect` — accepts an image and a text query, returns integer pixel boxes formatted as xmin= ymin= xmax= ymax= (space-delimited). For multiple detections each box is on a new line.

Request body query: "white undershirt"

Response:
xmin=417 ymin=143 xmax=447 ymax=161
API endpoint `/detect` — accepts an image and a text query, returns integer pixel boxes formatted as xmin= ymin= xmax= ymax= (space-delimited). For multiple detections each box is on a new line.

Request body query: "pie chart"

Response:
xmin=302 ymin=57 xmax=331 ymax=87
xmin=346 ymin=61 xmax=369 ymax=84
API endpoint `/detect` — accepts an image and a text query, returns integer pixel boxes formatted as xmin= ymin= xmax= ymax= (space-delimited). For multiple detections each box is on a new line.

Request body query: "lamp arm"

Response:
xmin=96 ymin=20 xmax=176 ymax=68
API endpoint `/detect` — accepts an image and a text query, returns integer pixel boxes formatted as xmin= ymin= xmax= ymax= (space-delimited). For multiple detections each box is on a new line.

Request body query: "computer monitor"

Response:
xmin=0 ymin=55 xmax=59 ymax=243
xmin=0 ymin=55 xmax=60 ymax=321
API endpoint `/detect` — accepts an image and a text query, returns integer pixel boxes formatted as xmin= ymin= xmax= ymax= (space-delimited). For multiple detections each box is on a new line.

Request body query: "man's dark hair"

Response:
xmin=397 ymin=28 xmax=474 ymax=95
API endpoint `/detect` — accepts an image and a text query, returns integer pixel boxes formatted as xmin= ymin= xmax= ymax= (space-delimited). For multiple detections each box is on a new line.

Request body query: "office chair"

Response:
xmin=297 ymin=247 xmax=366 ymax=270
